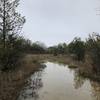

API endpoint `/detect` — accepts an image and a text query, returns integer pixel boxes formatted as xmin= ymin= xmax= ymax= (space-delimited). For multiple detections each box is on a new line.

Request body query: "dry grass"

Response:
xmin=0 ymin=55 xmax=41 ymax=100
xmin=68 ymin=64 xmax=78 ymax=68
xmin=0 ymin=54 xmax=99 ymax=100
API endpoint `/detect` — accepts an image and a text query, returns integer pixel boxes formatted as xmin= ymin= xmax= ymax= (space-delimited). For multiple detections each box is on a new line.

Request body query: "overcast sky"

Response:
xmin=18 ymin=0 xmax=100 ymax=46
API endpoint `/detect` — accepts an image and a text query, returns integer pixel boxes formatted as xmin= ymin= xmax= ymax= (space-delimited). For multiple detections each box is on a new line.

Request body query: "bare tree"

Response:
xmin=0 ymin=0 xmax=25 ymax=70
xmin=0 ymin=0 xmax=25 ymax=48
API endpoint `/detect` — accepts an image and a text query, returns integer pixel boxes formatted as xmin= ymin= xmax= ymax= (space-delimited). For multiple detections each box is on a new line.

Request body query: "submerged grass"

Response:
xmin=0 ymin=54 xmax=43 ymax=100
xmin=68 ymin=64 xmax=78 ymax=68
xmin=0 ymin=54 xmax=100 ymax=100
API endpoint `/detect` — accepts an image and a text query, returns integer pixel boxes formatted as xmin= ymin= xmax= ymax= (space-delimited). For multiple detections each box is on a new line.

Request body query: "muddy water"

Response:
xmin=18 ymin=62 xmax=100 ymax=100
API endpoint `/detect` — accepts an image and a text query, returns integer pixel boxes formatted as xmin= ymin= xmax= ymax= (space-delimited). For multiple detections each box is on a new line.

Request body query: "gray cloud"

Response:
xmin=18 ymin=0 xmax=100 ymax=46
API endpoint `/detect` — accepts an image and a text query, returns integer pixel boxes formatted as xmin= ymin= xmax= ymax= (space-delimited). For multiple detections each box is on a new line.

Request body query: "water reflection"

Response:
xmin=18 ymin=62 xmax=100 ymax=100
xmin=73 ymin=68 xmax=100 ymax=100
xmin=74 ymin=70 xmax=86 ymax=89
xmin=91 ymin=81 xmax=100 ymax=100
xmin=18 ymin=68 xmax=45 ymax=100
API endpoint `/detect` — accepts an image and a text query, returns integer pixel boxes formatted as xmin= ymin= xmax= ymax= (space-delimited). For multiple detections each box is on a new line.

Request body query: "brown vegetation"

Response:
xmin=0 ymin=54 xmax=100 ymax=100
xmin=0 ymin=55 xmax=42 ymax=100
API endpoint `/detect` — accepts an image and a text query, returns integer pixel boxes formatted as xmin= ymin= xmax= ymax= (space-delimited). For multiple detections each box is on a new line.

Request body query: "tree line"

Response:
xmin=48 ymin=33 xmax=100 ymax=72
xmin=0 ymin=0 xmax=100 ymax=72
xmin=23 ymin=33 xmax=100 ymax=72
xmin=19 ymin=33 xmax=100 ymax=71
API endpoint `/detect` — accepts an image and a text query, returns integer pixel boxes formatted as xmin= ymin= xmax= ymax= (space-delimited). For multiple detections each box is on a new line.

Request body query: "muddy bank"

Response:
xmin=0 ymin=54 xmax=99 ymax=100
xmin=0 ymin=55 xmax=43 ymax=100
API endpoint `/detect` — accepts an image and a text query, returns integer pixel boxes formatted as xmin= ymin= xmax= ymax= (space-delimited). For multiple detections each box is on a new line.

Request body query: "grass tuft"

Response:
xmin=68 ymin=64 xmax=78 ymax=68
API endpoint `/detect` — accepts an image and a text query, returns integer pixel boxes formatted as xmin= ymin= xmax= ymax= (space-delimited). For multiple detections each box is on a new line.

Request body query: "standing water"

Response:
xmin=18 ymin=62 xmax=100 ymax=100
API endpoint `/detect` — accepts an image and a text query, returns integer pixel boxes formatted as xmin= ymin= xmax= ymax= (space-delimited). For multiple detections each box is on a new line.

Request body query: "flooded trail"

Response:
xmin=18 ymin=62 xmax=100 ymax=100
